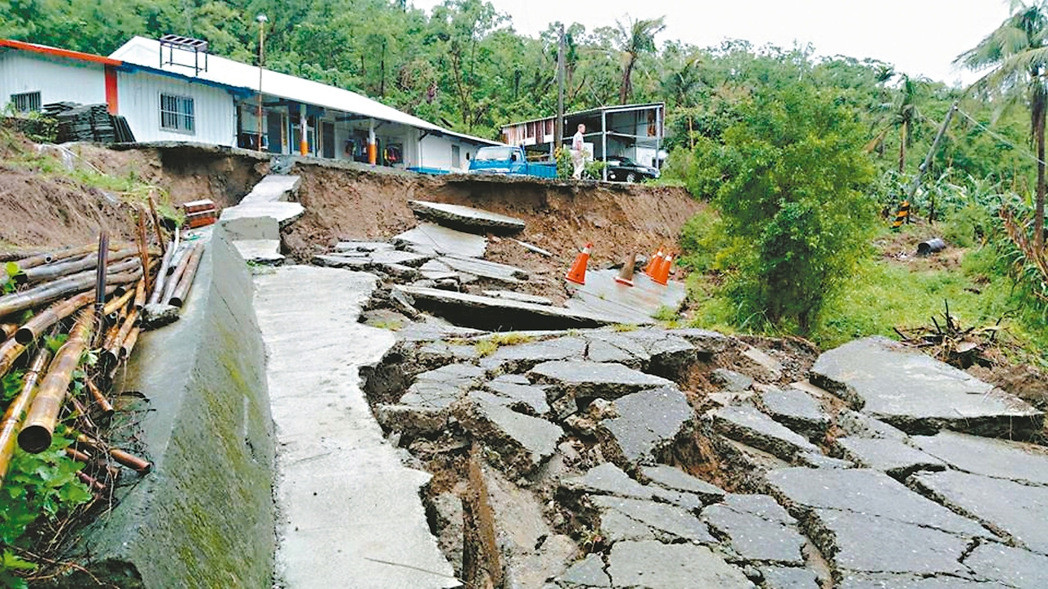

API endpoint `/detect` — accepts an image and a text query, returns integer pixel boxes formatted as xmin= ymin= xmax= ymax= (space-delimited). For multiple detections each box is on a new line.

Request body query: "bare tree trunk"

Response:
xmin=620 ymin=56 xmax=635 ymax=105
xmin=1037 ymin=110 xmax=1045 ymax=253
xmin=898 ymin=122 xmax=906 ymax=174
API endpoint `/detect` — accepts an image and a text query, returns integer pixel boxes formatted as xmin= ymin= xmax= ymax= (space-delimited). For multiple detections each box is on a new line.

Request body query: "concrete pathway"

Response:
xmin=254 ymin=265 xmax=459 ymax=588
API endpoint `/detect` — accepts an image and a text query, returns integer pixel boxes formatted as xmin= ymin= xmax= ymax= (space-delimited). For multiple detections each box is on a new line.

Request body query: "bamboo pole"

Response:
xmin=76 ymin=434 xmax=151 ymax=473
xmin=18 ymin=246 xmax=136 ymax=285
xmin=147 ymin=243 xmax=175 ymax=305
xmin=86 ymin=379 xmax=113 ymax=416
xmin=101 ymin=289 xmax=135 ymax=318
xmin=15 ymin=243 xmax=101 ymax=271
xmin=76 ymin=470 xmax=106 ymax=491
xmin=0 ymin=258 xmax=140 ymax=320
xmin=168 ymin=244 xmax=204 ymax=307
xmin=0 ymin=348 xmax=52 ymax=487
xmin=14 ymin=290 xmax=101 ymax=345
xmin=0 ymin=324 xmax=15 ymax=339
xmin=0 ymin=339 xmax=26 ymax=378
xmin=119 ymin=326 xmax=141 ymax=360
xmin=148 ymin=192 xmax=167 ymax=257
xmin=136 ymin=207 xmax=152 ymax=294
xmin=18 ymin=308 xmax=94 ymax=453
xmin=161 ymin=245 xmax=195 ymax=305
xmin=132 ymin=277 xmax=147 ymax=311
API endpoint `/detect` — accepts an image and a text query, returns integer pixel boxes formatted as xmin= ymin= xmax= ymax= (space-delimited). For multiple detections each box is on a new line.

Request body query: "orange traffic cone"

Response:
xmin=644 ymin=249 xmax=664 ymax=277
xmin=565 ymin=242 xmax=593 ymax=285
xmin=614 ymin=253 xmax=637 ymax=287
xmin=652 ymin=253 xmax=673 ymax=286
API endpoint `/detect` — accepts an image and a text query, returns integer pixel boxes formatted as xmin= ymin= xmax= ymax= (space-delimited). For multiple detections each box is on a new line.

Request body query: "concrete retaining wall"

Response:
xmin=54 ymin=228 xmax=275 ymax=588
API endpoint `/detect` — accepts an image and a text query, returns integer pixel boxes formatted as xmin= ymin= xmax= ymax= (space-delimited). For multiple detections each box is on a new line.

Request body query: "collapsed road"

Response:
xmin=3 ymin=144 xmax=1046 ymax=588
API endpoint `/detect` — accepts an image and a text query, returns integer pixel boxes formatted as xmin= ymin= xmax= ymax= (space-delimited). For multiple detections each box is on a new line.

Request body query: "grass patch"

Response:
xmin=474 ymin=332 xmax=537 ymax=357
xmin=686 ymin=242 xmax=1048 ymax=359
xmin=611 ymin=323 xmax=639 ymax=332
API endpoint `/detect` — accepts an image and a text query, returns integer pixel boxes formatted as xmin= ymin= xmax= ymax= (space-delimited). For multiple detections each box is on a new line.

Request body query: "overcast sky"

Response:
xmin=410 ymin=0 xmax=1012 ymax=86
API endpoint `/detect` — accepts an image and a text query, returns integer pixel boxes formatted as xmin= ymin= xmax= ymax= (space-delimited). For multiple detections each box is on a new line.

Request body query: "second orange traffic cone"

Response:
xmin=644 ymin=249 xmax=664 ymax=277
xmin=614 ymin=253 xmax=637 ymax=286
xmin=652 ymin=253 xmax=674 ymax=286
xmin=565 ymin=242 xmax=593 ymax=285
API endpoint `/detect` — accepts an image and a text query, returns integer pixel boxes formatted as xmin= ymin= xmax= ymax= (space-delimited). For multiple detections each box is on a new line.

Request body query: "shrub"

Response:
xmin=681 ymin=83 xmax=877 ymax=332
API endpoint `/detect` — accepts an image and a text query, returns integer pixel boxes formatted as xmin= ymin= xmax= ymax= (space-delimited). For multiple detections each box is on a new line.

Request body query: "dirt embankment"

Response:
xmin=283 ymin=168 xmax=704 ymax=273
xmin=0 ymin=136 xmax=265 ymax=252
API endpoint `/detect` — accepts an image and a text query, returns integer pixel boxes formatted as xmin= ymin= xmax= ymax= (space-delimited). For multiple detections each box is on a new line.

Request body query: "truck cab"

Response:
xmin=468 ymin=146 xmax=558 ymax=178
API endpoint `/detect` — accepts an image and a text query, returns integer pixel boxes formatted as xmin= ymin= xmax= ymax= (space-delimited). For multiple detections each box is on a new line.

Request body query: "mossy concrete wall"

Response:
xmin=57 ymin=227 xmax=275 ymax=588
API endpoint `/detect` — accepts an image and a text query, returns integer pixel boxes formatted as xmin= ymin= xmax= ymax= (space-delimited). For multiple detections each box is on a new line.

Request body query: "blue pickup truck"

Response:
xmin=468 ymin=146 xmax=558 ymax=179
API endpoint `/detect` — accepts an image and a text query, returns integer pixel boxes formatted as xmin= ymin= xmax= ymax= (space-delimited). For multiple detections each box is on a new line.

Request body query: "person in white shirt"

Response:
xmin=571 ymin=123 xmax=586 ymax=179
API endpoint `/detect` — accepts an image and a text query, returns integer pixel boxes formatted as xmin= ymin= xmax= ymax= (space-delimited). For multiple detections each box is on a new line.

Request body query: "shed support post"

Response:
xmin=299 ymin=103 xmax=308 ymax=156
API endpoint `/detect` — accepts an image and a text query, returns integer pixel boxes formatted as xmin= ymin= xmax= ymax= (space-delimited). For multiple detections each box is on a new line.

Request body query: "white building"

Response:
xmin=502 ymin=103 xmax=666 ymax=170
xmin=0 ymin=36 xmax=500 ymax=172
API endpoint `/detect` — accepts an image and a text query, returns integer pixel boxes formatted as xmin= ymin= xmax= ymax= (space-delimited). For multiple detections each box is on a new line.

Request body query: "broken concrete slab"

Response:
xmin=963 ymin=541 xmax=1048 ymax=588
xmin=605 ymin=540 xmax=753 ymax=589
xmin=396 ymin=286 xmax=617 ymax=331
xmin=232 ymin=239 xmax=284 ymax=265
xmin=454 ymin=397 xmax=563 ymax=478
xmin=394 ymin=223 xmax=487 ymax=258
xmin=760 ymin=387 xmax=831 ymax=438
xmin=529 ymin=361 xmax=675 ymax=403
xmin=418 ymin=259 xmax=463 ymax=282
xmin=835 ymin=409 xmax=909 ymax=440
xmin=668 ymin=328 xmax=731 ymax=354
xmin=480 ymin=290 xmax=552 ymax=305
xmin=479 ymin=336 xmax=587 ymax=374
xmin=220 ymin=214 xmax=280 ymax=241
xmin=765 ymin=467 xmax=992 ymax=539
xmin=811 ymin=337 xmax=1043 ymax=438
xmin=481 ymin=375 xmax=551 ymax=416
xmin=641 ymin=465 xmax=726 ymax=505
xmin=556 ymin=553 xmax=611 ymax=588
xmin=239 ymin=174 xmax=300 ymax=204
xmin=437 ymin=255 xmax=528 ymax=283
xmin=599 ymin=387 xmax=693 ymax=466
xmin=711 ymin=405 xmax=820 ymax=462
xmin=409 ymin=200 xmax=526 ymax=234
xmin=312 ymin=254 xmax=371 ymax=270
xmin=219 ymin=201 xmax=305 ymax=228
xmin=377 ymin=363 xmax=486 ymax=437
xmin=563 ymin=463 xmax=655 ymax=501
xmin=759 ymin=566 xmax=820 ymax=589
xmin=834 ymin=437 xmax=945 ymax=479
xmin=712 ymin=369 xmax=754 ymax=392
xmin=333 ymin=241 xmax=394 ymax=253
xmin=813 ymin=508 xmax=973 ymax=577
xmin=740 ymin=345 xmax=784 ymax=381
xmin=911 ymin=430 xmax=1048 ymax=487
xmin=910 ymin=469 xmax=1048 ymax=554
xmin=469 ymin=459 xmax=576 ymax=588
xmin=837 ymin=573 xmax=1005 ymax=589
xmin=703 ymin=494 xmax=806 ymax=564
xmin=564 ymin=270 xmax=686 ymax=326
xmin=591 ymin=495 xmax=716 ymax=544
xmin=429 ymin=492 xmax=465 ymax=576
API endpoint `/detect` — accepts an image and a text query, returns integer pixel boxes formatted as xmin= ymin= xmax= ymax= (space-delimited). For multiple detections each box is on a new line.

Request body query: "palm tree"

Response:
xmin=957 ymin=0 xmax=1048 ymax=252
xmin=867 ymin=74 xmax=927 ymax=173
xmin=615 ymin=16 xmax=665 ymax=104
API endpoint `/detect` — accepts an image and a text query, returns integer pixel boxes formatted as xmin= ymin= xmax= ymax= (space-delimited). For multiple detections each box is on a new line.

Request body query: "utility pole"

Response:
xmin=554 ymin=24 xmax=565 ymax=155
xmin=256 ymin=14 xmax=268 ymax=151
xmin=907 ymin=101 xmax=957 ymax=202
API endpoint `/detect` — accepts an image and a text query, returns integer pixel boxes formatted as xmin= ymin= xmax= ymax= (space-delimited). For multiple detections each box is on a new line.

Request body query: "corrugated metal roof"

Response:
xmin=0 ymin=38 xmax=122 ymax=67
xmin=111 ymin=36 xmax=499 ymax=146
xmin=501 ymin=102 xmax=665 ymax=130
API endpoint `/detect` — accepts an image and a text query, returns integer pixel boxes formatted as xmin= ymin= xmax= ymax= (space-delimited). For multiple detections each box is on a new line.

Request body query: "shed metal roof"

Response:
xmin=111 ymin=36 xmax=499 ymax=146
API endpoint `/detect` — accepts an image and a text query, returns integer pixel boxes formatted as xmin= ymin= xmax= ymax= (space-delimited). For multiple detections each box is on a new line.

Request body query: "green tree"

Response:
xmin=869 ymin=74 xmax=929 ymax=173
xmin=684 ymin=83 xmax=877 ymax=332
xmin=958 ymin=0 xmax=1048 ymax=252
xmin=614 ymin=16 xmax=665 ymax=104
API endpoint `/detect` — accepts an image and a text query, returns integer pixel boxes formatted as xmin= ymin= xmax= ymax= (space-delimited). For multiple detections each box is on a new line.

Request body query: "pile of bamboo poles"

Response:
xmin=0 ymin=214 xmax=207 ymax=497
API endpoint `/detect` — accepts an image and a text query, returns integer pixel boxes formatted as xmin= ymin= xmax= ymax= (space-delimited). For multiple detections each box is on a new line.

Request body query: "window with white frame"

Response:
xmin=11 ymin=91 xmax=41 ymax=113
xmin=160 ymin=93 xmax=195 ymax=134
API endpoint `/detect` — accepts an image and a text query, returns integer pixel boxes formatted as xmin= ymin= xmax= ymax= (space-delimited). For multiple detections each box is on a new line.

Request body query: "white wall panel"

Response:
xmin=116 ymin=70 xmax=236 ymax=145
xmin=0 ymin=52 xmax=106 ymax=107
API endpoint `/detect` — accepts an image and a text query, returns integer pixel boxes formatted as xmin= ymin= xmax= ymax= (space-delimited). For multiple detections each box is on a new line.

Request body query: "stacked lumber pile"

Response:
xmin=44 ymin=102 xmax=135 ymax=144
